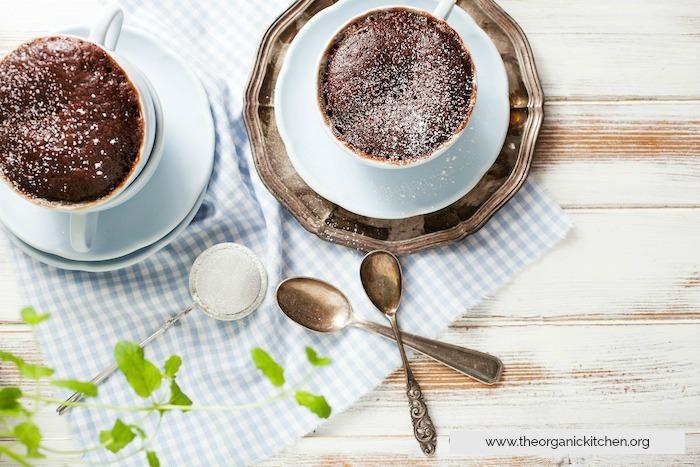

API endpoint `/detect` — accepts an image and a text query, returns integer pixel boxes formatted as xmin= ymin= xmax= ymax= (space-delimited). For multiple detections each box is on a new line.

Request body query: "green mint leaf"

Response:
xmin=163 ymin=355 xmax=182 ymax=378
xmin=114 ymin=341 xmax=162 ymax=398
xmin=13 ymin=422 xmax=43 ymax=458
xmin=0 ymin=387 xmax=25 ymax=416
xmin=99 ymin=419 xmax=137 ymax=454
xmin=0 ymin=445 xmax=31 ymax=466
xmin=295 ymin=391 xmax=331 ymax=419
xmin=0 ymin=351 xmax=53 ymax=379
xmin=305 ymin=347 xmax=332 ymax=367
xmin=0 ymin=387 xmax=22 ymax=409
xmin=146 ymin=451 xmax=160 ymax=467
xmin=251 ymin=348 xmax=285 ymax=387
xmin=167 ymin=380 xmax=193 ymax=411
xmin=51 ymin=380 xmax=97 ymax=397
xmin=0 ymin=407 xmax=25 ymax=417
xmin=20 ymin=307 xmax=49 ymax=326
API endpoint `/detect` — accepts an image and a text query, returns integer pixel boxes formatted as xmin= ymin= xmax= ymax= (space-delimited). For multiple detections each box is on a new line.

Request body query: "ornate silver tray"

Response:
xmin=244 ymin=0 xmax=543 ymax=254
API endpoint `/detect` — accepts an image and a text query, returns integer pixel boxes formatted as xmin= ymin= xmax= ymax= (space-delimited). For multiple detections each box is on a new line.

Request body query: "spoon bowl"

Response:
xmin=276 ymin=277 xmax=353 ymax=333
xmin=359 ymin=250 xmax=402 ymax=315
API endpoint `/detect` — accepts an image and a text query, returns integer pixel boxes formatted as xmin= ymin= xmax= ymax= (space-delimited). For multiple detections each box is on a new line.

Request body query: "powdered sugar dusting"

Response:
xmin=319 ymin=8 xmax=475 ymax=164
xmin=190 ymin=243 xmax=267 ymax=321
xmin=0 ymin=36 xmax=143 ymax=203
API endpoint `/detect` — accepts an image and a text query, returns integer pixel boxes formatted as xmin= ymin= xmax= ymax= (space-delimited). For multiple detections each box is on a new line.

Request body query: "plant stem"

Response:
xmin=32 ymin=379 xmax=40 ymax=418
xmin=292 ymin=368 xmax=317 ymax=392
xmin=152 ymin=367 xmax=318 ymax=412
xmin=40 ymin=444 xmax=104 ymax=455
xmin=1 ymin=418 xmax=14 ymax=432
xmin=21 ymin=368 xmax=317 ymax=414
xmin=0 ymin=445 xmax=30 ymax=466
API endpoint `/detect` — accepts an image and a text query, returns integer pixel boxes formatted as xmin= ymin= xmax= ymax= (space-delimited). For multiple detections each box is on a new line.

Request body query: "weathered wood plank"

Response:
xmin=533 ymin=159 xmax=700 ymax=209
xmin=534 ymin=101 xmax=700 ymax=208
xmin=0 ymin=245 xmax=23 ymax=315
xmin=469 ymin=209 xmax=700 ymax=321
xmin=310 ymin=325 xmax=700 ymax=436
xmin=537 ymin=101 xmax=699 ymax=161
xmin=0 ymin=0 xmax=99 ymax=49
xmin=497 ymin=0 xmax=700 ymax=99
xmin=527 ymin=33 xmax=700 ymax=100
xmin=497 ymin=0 xmax=699 ymax=35
xmin=532 ymin=102 xmax=700 ymax=208
xmin=257 ymin=433 xmax=700 ymax=466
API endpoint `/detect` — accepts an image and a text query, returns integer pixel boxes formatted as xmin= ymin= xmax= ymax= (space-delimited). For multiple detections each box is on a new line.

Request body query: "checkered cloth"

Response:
xmin=10 ymin=0 xmax=571 ymax=464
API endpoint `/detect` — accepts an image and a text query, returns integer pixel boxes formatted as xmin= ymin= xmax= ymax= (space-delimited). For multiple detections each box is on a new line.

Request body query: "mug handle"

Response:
xmin=70 ymin=212 xmax=100 ymax=253
xmin=433 ymin=0 xmax=456 ymax=20
xmin=88 ymin=4 xmax=124 ymax=51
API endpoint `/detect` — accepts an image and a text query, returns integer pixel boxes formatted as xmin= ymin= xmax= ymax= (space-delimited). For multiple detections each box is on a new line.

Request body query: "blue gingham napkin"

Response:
xmin=10 ymin=0 xmax=572 ymax=464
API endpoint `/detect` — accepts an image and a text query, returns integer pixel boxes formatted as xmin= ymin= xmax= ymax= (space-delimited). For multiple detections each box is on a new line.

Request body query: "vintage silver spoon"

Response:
xmin=360 ymin=250 xmax=436 ymax=455
xmin=57 ymin=243 xmax=267 ymax=415
xmin=276 ymin=279 xmax=503 ymax=384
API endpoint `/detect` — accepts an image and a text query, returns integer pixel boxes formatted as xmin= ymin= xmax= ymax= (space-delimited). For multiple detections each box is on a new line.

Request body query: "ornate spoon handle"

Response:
xmin=406 ymin=370 xmax=437 ymax=455
xmin=388 ymin=314 xmax=437 ymax=455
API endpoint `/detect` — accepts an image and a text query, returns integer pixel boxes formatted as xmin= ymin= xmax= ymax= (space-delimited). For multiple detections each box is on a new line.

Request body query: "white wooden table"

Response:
xmin=1 ymin=0 xmax=699 ymax=465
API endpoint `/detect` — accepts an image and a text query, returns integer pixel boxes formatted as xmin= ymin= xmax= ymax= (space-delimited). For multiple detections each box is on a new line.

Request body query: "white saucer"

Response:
xmin=0 ymin=25 xmax=215 ymax=263
xmin=275 ymin=0 xmax=510 ymax=219
xmin=1 ymin=186 xmax=208 ymax=272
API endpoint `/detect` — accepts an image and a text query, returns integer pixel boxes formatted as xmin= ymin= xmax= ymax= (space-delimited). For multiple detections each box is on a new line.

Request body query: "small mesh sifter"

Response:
xmin=57 ymin=242 xmax=267 ymax=414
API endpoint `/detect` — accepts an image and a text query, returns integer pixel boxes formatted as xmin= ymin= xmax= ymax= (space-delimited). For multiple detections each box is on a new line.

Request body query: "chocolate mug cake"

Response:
xmin=318 ymin=8 xmax=476 ymax=165
xmin=0 ymin=36 xmax=144 ymax=204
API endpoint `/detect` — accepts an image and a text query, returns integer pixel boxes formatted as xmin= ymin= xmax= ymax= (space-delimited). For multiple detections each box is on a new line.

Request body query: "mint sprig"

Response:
xmin=251 ymin=347 xmax=332 ymax=419
xmin=0 ymin=308 xmax=334 ymax=465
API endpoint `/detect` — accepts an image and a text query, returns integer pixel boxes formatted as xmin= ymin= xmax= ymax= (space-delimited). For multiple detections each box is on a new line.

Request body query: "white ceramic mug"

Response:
xmin=315 ymin=0 xmax=476 ymax=169
xmin=0 ymin=5 xmax=159 ymax=252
